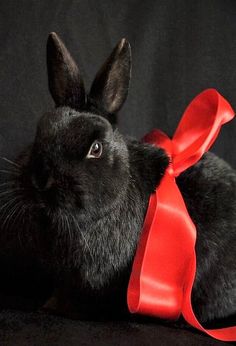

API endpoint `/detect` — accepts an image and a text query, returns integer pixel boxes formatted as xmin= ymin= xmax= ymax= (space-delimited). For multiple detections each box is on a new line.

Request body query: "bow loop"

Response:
xmin=142 ymin=89 xmax=234 ymax=177
xmin=172 ymin=89 xmax=234 ymax=175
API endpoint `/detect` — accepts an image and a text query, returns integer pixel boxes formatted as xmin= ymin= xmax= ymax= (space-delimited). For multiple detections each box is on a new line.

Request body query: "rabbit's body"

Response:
xmin=48 ymin=148 xmax=236 ymax=324
xmin=0 ymin=33 xmax=235 ymax=325
xmin=177 ymin=151 xmax=236 ymax=323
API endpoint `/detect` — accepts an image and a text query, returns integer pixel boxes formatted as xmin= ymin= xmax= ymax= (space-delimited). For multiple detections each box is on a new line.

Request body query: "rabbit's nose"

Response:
xmin=32 ymin=173 xmax=55 ymax=191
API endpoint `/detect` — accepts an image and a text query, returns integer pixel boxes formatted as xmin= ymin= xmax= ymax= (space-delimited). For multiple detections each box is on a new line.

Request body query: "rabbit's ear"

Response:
xmin=47 ymin=32 xmax=85 ymax=110
xmin=89 ymin=39 xmax=131 ymax=114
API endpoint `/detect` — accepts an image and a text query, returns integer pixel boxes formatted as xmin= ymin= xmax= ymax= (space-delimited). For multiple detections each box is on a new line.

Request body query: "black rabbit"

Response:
xmin=0 ymin=32 xmax=235 ymax=326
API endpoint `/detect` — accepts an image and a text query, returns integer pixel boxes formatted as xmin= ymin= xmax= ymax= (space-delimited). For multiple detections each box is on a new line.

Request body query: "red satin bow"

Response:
xmin=127 ymin=89 xmax=236 ymax=342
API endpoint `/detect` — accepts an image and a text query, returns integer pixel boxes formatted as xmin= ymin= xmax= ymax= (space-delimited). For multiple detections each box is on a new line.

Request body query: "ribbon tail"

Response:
xmin=182 ymin=256 xmax=236 ymax=342
xmin=128 ymin=173 xmax=195 ymax=320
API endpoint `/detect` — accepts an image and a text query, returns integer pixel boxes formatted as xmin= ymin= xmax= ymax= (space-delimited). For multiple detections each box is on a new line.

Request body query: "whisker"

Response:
xmin=0 ymin=157 xmax=21 ymax=169
xmin=14 ymin=204 xmax=28 ymax=247
xmin=0 ymin=170 xmax=19 ymax=176
xmin=65 ymin=213 xmax=72 ymax=246
xmin=0 ymin=188 xmax=24 ymax=196
xmin=2 ymin=200 xmax=22 ymax=231
xmin=58 ymin=209 xmax=65 ymax=234
xmin=0 ymin=182 xmax=17 ymax=187
xmin=71 ymin=214 xmax=94 ymax=261
xmin=58 ymin=213 xmax=63 ymax=235
xmin=0 ymin=195 xmax=23 ymax=213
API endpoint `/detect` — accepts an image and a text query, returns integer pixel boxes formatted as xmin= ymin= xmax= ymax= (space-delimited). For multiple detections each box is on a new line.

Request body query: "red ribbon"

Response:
xmin=127 ymin=89 xmax=236 ymax=342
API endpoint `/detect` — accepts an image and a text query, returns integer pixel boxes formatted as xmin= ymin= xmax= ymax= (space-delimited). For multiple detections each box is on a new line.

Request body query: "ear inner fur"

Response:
xmin=89 ymin=38 xmax=131 ymax=115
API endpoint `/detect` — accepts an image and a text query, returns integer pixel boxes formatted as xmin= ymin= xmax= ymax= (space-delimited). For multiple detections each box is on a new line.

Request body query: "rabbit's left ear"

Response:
xmin=89 ymin=39 xmax=131 ymax=114
xmin=47 ymin=32 xmax=86 ymax=110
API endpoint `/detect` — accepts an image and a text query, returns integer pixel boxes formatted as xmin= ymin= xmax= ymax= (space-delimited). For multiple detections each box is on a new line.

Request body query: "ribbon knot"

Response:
xmin=127 ymin=89 xmax=236 ymax=342
xmin=166 ymin=163 xmax=175 ymax=177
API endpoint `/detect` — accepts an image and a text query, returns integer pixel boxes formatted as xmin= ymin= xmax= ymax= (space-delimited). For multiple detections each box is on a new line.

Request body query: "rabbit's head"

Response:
xmin=27 ymin=33 xmax=132 ymax=219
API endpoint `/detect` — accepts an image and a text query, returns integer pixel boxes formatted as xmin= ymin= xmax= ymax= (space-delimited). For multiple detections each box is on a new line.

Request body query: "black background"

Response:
xmin=0 ymin=0 xmax=236 ymax=168
xmin=0 ymin=1 xmax=235 ymax=345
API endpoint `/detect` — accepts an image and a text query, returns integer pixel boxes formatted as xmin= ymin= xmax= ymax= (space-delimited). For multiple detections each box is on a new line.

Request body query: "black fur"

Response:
xmin=0 ymin=33 xmax=235 ymax=326
xmin=47 ymin=32 xmax=86 ymax=110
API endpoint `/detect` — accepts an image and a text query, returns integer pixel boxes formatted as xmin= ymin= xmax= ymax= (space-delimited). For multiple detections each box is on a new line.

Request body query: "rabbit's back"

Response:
xmin=176 ymin=151 xmax=236 ymax=323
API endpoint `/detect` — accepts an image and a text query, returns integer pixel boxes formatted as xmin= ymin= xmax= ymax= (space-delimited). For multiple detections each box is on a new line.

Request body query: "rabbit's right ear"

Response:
xmin=89 ymin=39 xmax=131 ymax=115
xmin=47 ymin=32 xmax=85 ymax=110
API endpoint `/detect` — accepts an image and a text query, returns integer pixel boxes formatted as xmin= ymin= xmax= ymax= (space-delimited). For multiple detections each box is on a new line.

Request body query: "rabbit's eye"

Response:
xmin=86 ymin=141 xmax=103 ymax=159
